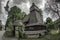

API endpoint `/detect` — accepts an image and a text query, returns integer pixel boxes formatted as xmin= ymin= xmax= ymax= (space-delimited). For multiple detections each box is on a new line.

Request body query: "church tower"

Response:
xmin=29 ymin=3 xmax=43 ymax=24
xmin=23 ymin=3 xmax=46 ymax=31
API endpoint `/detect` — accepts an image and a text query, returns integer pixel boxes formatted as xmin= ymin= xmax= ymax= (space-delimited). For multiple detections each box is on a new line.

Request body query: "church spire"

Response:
xmin=30 ymin=2 xmax=40 ymax=12
xmin=31 ymin=2 xmax=36 ymax=7
xmin=32 ymin=3 xmax=35 ymax=6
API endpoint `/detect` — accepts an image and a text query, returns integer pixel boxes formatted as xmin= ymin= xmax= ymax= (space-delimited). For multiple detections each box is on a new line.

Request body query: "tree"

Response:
xmin=8 ymin=6 xmax=26 ymax=20
xmin=5 ymin=6 xmax=26 ymax=37
xmin=56 ymin=0 xmax=60 ymax=2
xmin=6 ymin=6 xmax=26 ymax=29
xmin=45 ymin=0 xmax=60 ymax=18
xmin=46 ymin=17 xmax=52 ymax=23
xmin=45 ymin=17 xmax=55 ymax=29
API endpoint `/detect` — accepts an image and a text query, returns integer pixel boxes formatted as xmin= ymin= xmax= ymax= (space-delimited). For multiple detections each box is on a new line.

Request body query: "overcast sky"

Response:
xmin=0 ymin=0 xmax=50 ymax=25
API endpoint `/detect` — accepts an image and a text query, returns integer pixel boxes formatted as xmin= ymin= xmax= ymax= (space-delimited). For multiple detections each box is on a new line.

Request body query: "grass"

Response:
xmin=20 ymin=34 xmax=60 ymax=40
xmin=20 ymin=38 xmax=47 ymax=40
xmin=50 ymin=30 xmax=59 ymax=35
xmin=20 ymin=30 xmax=60 ymax=40
xmin=4 ymin=29 xmax=60 ymax=40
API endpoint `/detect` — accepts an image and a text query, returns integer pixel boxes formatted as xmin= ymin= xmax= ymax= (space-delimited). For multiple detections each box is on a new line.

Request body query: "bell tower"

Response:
xmin=29 ymin=3 xmax=43 ymax=24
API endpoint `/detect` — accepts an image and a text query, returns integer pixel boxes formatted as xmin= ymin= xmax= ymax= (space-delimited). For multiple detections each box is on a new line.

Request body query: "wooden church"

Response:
xmin=23 ymin=3 xmax=47 ymax=38
xmin=5 ymin=2 xmax=47 ymax=38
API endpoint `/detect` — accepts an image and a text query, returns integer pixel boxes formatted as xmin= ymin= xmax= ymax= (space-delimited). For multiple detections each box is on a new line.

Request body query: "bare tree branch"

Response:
xmin=45 ymin=0 xmax=60 ymax=18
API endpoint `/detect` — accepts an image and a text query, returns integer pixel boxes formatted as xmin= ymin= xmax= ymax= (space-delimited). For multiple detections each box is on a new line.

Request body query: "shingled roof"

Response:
xmin=22 ymin=14 xmax=30 ymax=23
xmin=13 ymin=20 xmax=23 ymax=26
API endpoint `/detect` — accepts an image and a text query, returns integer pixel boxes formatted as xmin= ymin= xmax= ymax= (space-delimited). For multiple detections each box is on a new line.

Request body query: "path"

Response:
xmin=0 ymin=30 xmax=5 ymax=40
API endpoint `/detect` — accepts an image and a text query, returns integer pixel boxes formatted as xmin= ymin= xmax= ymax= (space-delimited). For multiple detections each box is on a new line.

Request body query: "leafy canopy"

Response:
xmin=8 ymin=6 xmax=26 ymax=20
xmin=5 ymin=6 xmax=26 ymax=30
xmin=45 ymin=17 xmax=55 ymax=29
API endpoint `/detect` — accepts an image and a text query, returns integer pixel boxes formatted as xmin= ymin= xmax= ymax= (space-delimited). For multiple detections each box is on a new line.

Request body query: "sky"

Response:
xmin=0 ymin=0 xmax=50 ymax=25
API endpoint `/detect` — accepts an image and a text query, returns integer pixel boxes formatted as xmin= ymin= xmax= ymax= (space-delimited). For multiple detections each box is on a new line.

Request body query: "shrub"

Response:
xmin=23 ymin=33 xmax=28 ymax=38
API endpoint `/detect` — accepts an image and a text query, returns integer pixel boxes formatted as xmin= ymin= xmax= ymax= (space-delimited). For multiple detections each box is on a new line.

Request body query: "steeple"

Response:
xmin=30 ymin=3 xmax=40 ymax=12
xmin=31 ymin=2 xmax=37 ymax=6
xmin=28 ymin=3 xmax=43 ymax=24
xmin=23 ymin=3 xmax=43 ymax=24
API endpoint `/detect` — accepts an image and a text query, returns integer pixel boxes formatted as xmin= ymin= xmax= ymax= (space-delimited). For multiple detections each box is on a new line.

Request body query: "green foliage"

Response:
xmin=18 ymin=23 xmax=25 ymax=38
xmin=8 ymin=6 xmax=26 ymax=20
xmin=17 ymin=31 xmax=60 ymax=40
xmin=46 ymin=17 xmax=52 ymax=23
xmin=4 ymin=31 xmax=14 ymax=37
xmin=6 ymin=6 xmax=26 ymax=28
xmin=47 ymin=22 xmax=55 ymax=29
xmin=45 ymin=17 xmax=55 ymax=29
xmin=5 ymin=6 xmax=26 ymax=37
xmin=23 ymin=33 xmax=28 ymax=38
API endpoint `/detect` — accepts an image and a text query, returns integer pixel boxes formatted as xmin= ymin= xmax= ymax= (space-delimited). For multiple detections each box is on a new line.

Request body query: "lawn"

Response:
xmin=20 ymin=30 xmax=60 ymax=40
xmin=20 ymin=34 xmax=60 ymax=40
xmin=4 ymin=30 xmax=60 ymax=40
xmin=20 ymin=38 xmax=47 ymax=40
